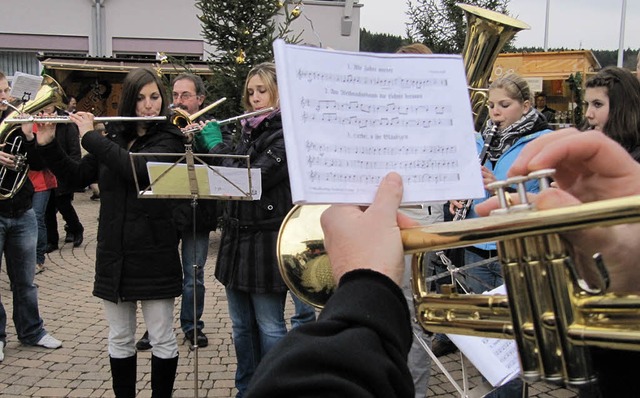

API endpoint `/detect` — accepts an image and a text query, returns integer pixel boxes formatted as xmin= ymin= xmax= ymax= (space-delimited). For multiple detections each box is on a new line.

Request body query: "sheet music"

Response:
xmin=10 ymin=72 xmax=43 ymax=102
xmin=145 ymin=162 xmax=262 ymax=199
xmin=447 ymin=285 xmax=521 ymax=387
xmin=273 ymin=39 xmax=484 ymax=205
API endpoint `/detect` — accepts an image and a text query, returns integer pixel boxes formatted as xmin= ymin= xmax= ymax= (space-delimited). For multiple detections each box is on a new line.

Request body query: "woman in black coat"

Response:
xmin=196 ymin=62 xmax=293 ymax=397
xmin=34 ymin=68 xmax=184 ymax=398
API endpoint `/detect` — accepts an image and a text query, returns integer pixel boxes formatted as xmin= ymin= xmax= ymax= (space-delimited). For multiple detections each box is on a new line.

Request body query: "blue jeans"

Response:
xmin=180 ymin=230 xmax=209 ymax=334
xmin=463 ymin=248 xmax=503 ymax=294
xmin=463 ymin=249 xmax=523 ymax=398
xmin=225 ymin=288 xmax=287 ymax=397
xmin=289 ymin=291 xmax=316 ymax=329
xmin=31 ymin=190 xmax=50 ymax=265
xmin=0 ymin=209 xmax=47 ymax=345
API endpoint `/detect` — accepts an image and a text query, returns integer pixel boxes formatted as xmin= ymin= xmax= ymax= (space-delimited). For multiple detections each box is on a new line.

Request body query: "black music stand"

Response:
xmin=130 ymin=145 xmax=257 ymax=398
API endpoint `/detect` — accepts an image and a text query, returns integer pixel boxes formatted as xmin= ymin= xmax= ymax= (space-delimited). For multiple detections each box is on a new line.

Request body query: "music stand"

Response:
xmin=130 ymin=145 xmax=257 ymax=398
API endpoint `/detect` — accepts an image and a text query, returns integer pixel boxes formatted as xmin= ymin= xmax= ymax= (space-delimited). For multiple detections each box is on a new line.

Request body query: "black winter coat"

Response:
xmin=51 ymin=116 xmax=82 ymax=196
xmin=38 ymin=121 xmax=184 ymax=302
xmin=211 ymin=112 xmax=292 ymax=293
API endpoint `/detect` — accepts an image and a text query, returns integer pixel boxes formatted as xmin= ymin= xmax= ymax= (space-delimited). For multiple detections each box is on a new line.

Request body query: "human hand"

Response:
xmin=19 ymin=113 xmax=35 ymax=141
xmin=320 ymin=172 xmax=416 ymax=286
xmin=68 ymin=111 xmax=95 ymax=138
xmin=194 ymin=121 xmax=222 ymax=152
xmin=475 ymin=129 xmax=640 ymax=292
xmin=448 ymin=200 xmax=463 ymax=215
xmin=481 ymin=165 xmax=496 ymax=188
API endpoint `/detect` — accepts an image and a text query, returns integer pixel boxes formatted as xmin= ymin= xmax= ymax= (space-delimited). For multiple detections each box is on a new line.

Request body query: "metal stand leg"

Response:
xmin=190 ymin=196 xmax=199 ymax=398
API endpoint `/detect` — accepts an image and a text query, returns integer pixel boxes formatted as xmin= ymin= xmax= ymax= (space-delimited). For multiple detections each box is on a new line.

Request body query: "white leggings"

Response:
xmin=103 ymin=298 xmax=178 ymax=359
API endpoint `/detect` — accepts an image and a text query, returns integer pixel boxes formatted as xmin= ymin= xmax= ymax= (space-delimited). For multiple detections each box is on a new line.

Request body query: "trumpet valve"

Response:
xmin=527 ymin=168 xmax=556 ymax=191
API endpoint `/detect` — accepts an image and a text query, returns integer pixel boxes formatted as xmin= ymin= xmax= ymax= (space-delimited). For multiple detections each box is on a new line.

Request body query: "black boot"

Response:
xmin=110 ymin=354 xmax=136 ymax=398
xmin=73 ymin=225 xmax=84 ymax=247
xmin=151 ymin=355 xmax=178 ymax=398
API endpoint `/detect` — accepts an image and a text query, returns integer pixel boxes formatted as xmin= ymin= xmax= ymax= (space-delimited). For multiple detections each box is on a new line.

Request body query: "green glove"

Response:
xmin=194 ymin=121 xmax=222 ymax=152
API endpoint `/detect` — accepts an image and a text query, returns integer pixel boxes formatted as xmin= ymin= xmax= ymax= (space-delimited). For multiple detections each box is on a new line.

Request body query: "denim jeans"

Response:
xmin=463 ymin=249 xmax=524 ymax=398
xmin=463 ymin=248 xmax=503 ymax=294
xmin=225 ymin=287 xmax=287 ymax=397
xmin=289 ymin=291 xmax=316 ymax=329
xmin=0 ymin=208 xmax=47 ymax=345
xmin=180 ymin=230 xmax=209 ymax=334
xmin=31 ymin=190 xmax=50 ymax=265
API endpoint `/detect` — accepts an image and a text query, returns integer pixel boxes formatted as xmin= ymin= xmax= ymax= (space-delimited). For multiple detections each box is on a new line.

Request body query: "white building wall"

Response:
xmin=0 ymin=0 xmax=361 ymax=72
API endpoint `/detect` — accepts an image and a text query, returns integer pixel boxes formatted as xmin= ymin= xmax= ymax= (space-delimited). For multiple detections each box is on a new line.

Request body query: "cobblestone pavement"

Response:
xmin=0 ymin=192 xmax=579 ymax=397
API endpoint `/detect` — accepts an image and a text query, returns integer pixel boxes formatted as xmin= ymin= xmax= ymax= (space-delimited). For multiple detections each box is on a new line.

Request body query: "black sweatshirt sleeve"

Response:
xmin=245 ymin=269 xmax=415 ymax=398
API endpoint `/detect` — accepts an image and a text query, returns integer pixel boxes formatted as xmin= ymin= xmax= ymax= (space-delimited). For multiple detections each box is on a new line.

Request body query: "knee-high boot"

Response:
xmin=151 ymin=355 xmax=178 ymax=398
xmin=110 ymin=354 xmax=137 ymax=398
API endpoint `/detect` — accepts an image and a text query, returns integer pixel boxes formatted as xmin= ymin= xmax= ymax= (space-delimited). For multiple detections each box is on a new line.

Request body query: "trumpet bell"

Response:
xmin=277 ymin=204 xmax=334 ymax=308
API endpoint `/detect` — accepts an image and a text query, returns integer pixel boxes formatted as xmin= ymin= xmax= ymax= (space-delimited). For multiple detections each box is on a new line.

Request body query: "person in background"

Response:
xmin=195 ymin=62 xmax=291 ymax=397
xmin=43 ymin=104 xmax=84 ymax=253
xmin=245 ymin=128 xmax=640 ymax=398
xmin=135 ymin=72 xmax=219 ymax=351
xmin=395 ymin=41 xmax=438 ymax=397
xmin=34 ymin=67 xmax=184 ymax=397
xmin=24 ymin=107 xmax=58 ymax=273
xmin=0 ymin=70 xmax=62 ymax=363
xmin=445 ymin=74 xmax=553 ymax=397
xmin=66 ymin=96 xmax=77 ymax=114
xmin=582 ymin=66 xmax=640 ymax=161
xmin=534 ymin=92 xmax=556 ymax=124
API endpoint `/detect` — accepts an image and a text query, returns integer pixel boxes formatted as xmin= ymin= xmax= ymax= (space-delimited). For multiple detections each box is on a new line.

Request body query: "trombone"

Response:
xmin=170 ymin=97 xmax=227 ymax=128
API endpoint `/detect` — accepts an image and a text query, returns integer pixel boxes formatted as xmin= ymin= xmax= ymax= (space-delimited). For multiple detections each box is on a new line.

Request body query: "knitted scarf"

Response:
xmin=483 ymin=107 xmax=540 ymax=162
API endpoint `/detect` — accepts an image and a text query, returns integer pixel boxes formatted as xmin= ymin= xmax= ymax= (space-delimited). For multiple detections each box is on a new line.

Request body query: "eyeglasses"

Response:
xmin=172 ymin=92 xmax=198 ymax=101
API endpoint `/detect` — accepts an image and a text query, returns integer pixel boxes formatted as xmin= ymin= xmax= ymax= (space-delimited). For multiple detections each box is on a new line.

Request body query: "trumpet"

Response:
xmin=170 ymin=97 xmax=227 ymax=128
xmin=3 ymin=115 xmax=167 ymax=124
xmin=181 ymin=107 xmax=275 ymax=134
xmin=277 ymin=171 xmax=640 ymax=387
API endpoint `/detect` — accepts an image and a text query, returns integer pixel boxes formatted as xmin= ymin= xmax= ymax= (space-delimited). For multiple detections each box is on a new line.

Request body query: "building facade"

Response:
xmin=0 ymin=0 xmax=362 ymax=76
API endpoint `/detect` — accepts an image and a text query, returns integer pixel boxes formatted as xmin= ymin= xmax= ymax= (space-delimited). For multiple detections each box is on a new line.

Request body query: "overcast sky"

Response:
xmin=360 ymin=0 xmax=640 ymax=51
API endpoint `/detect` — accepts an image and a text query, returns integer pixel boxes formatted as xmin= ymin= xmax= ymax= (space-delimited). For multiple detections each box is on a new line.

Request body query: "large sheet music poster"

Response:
xmin=274 ymin=39 xmax=484 ymax=205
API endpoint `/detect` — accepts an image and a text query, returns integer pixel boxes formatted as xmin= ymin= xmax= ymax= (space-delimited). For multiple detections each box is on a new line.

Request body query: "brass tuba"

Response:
xmin=0 ymin=75 xmax=67 ymax=200
xmin=458 ymin=3 xmax=530 ymax=131
xmin=277 ymin=172 xmax=640 ymax=388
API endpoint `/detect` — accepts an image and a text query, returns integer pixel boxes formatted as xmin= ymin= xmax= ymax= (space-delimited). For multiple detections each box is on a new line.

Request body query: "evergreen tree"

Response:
xmin=406 ymin=0 xmax=511 ymax=54
xmin=360 ymin=28 xmax=410 ymax=53
xmin=196 ymin=0 xmax=302 ymax=117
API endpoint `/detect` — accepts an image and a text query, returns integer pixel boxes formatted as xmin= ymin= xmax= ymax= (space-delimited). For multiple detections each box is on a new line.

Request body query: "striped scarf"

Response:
xmin=483 ymin=108 xmax=539 ymax=162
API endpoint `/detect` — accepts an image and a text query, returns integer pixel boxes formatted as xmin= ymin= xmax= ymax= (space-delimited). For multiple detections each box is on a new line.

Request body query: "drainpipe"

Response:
xmin=91 ymin=0 xmax=106 ymax=56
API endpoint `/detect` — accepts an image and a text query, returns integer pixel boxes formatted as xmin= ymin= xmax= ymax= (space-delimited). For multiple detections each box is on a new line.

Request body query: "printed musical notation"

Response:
xmin=305 ymin=141 xmax=456 ymax=156
xmin=308 ymin=171 xmax=459 ymax=184
xmin=273 ymin=40 xmax=484 ymax=204
xmin=296 ymin=69 xmax=448 ymax=89
xmin=301 ymin=112 xmax=453 ymax=129
xmin=306 ymin=156 xmax=458 ymax=170
xmin=299 ymin=97 xmax=452 ymax=115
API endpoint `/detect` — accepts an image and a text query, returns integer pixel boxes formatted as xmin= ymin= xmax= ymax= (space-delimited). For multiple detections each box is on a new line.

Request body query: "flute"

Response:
xmin=182 ymin=107 xmax=275 ymax=134
xmin=3 ymin=116 xmax=167 ymax=124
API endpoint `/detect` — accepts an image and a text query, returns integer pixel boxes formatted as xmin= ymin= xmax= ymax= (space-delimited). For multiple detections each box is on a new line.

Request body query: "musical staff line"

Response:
xmin=301 ymin=112 xmax=454 ymax=129
xmin=297 ymin=69 xmax=448 ymax=89
xmin=299 ymin=97 xmax=452 ymax=115
xmin=306 ymin=156 xmax=458 ymax=170
xmin=304 ymin=141 xmax=457 ymax=156
xmin=308 ymin=171 xmax=460 ymax=184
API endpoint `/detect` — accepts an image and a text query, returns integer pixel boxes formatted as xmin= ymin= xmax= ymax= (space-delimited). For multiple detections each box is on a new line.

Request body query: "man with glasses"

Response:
xmin=136 ymin=73 xmax=220 ymax=350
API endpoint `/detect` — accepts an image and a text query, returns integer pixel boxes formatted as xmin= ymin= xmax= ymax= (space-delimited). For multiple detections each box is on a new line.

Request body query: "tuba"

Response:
xmin=0 ymin=75 xmax=67 ymax=200
xmin=458 ymin=3 xmax=530 ymax=131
